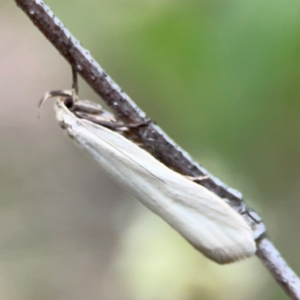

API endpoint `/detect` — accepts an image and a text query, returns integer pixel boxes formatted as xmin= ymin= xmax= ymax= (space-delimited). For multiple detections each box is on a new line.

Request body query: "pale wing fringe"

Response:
xmin=56 ymin=103 xmax=256 ymax=264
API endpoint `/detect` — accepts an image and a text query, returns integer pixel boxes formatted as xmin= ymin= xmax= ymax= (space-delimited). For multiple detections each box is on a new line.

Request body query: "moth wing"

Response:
xmin=59 ymin=110 xmax=256 ymax=264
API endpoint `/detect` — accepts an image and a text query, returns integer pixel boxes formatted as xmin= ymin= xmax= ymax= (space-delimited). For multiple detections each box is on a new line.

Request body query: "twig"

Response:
xmin=14 ymin=0 xmax=300 ymax=298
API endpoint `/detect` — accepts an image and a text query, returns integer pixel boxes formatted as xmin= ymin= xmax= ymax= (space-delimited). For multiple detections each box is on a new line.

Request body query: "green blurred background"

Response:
xmin=0 ymin=0 xmax=300 ymax=299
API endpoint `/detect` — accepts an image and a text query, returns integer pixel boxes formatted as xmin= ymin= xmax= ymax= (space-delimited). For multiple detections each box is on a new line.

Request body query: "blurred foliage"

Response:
xmin=1 ymin=0 xmax=300 ymax=299
xmin=116 ymin=208 xmax=265 ymax=300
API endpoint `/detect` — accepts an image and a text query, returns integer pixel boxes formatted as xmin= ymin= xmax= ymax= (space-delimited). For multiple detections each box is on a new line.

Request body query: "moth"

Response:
xmin=40 ymin=71 xmax=256 ymax=264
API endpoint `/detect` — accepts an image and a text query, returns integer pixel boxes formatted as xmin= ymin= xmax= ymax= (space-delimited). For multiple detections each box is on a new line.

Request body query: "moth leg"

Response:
xmin=241 ymin=209 xmax=262 ymax=224
xmin=71 ymin=66 xmax=79 ymax=103
xmin=74 ymin=112 xmax=124 ymax=130
xmin=100 ymin=118 xmax=152 ymax=130
xmin=77 ymin=113 xmax=151 ymax=131
xmin=185 ymin=175 xmax=210 ymax=182
xmin=123 ymin=118 xmax=152 ymax=129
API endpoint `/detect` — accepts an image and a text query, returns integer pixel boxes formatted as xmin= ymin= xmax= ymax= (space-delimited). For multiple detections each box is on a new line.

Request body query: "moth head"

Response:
xmin=39 ymin=89 xmax=74 ymax=110
xmin=39 ymin=89 xmax=103 ymax=114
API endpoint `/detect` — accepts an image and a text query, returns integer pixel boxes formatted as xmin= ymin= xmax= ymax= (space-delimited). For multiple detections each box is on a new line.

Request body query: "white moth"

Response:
xmin=41 ymin=87 xmax=256 ymax=264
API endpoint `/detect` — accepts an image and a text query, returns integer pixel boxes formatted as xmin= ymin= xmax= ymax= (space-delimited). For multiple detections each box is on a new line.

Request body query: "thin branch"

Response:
xmin=14 ymin=0 xmax=300 ymax=299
